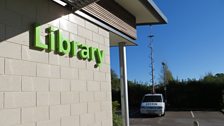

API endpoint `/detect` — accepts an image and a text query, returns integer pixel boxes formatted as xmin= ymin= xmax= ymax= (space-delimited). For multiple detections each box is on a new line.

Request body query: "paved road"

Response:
xmin=130 ymin=111 xmax=224 ymax=126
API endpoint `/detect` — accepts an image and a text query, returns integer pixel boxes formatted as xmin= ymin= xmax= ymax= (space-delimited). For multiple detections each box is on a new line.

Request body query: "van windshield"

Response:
xmin=143 ymin=96 xmax=162 ymax=102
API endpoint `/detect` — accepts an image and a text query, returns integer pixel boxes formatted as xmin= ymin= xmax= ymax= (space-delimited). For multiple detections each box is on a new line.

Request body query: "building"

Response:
xmin=0 ymin=0 xmax=167 ymax=126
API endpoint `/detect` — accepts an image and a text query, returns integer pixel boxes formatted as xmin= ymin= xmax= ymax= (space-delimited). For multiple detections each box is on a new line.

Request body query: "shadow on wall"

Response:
xmin=0 ymin=0 xmax=71 ymax=46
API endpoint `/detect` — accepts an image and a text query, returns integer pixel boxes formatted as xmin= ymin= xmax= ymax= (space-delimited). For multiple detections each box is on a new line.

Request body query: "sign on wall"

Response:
xmin=34 ymin=24 xmax=104 ymax=67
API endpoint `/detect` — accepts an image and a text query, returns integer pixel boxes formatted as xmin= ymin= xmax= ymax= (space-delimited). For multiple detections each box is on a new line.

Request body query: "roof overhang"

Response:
xmin=114 ymin=0 xmax=168 ymax=25
xmin=75 ymin=10 xmax=137 ymax=46
xmin=110 ymin=32 xmax=137 ymax=46
xmin=52 ymin=0 xmax=167 ymax=46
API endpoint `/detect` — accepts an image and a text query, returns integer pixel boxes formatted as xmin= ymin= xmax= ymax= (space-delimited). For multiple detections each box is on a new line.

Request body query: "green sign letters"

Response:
xmin=34 ymin=24 xmax=104 ymax=67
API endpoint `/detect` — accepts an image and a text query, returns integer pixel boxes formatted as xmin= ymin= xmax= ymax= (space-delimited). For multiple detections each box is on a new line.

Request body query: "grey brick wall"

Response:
xmin=0 ymin=0 xmax=112 ymax=126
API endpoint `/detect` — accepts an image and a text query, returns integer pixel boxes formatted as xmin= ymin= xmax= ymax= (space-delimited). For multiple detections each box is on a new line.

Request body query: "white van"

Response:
xmin=140 ymin=93 xmax=165 ymax=116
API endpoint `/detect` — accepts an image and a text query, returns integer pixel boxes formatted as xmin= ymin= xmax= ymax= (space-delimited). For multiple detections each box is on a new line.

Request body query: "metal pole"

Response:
xmin=149 ymin=25 xmax=155 ymax=93
xmin=119 ymin=42 xmax=129 ymax=126
xmin=149 ymin=41 xmax=155 ymax=93
xmin=162 ymin=62 xmax=166 ymax=85
xmin=162 ymin=62 xmax=167 ymax=103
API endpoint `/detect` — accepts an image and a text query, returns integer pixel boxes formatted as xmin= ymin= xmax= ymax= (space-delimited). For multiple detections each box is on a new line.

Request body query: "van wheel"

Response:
xmin=162 ymin=112 xmax=165 ymax=116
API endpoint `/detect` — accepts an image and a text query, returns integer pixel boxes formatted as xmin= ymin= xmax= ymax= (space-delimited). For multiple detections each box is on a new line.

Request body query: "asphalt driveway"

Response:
xmin=130 ymin=111 xmax=224 ymax=126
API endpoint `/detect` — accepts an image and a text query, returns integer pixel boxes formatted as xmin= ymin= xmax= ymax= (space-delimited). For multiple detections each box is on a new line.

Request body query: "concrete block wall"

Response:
xmin=0 ymin=0 xmax=112 ymax=126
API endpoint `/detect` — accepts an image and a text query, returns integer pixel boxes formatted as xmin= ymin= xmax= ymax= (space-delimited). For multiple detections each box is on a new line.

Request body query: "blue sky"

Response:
xmin=110 ymin=0 xmax=224 ymax=83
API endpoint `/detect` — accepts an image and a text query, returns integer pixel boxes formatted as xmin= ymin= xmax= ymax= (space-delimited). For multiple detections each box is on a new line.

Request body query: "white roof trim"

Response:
xmin=115 ymin=0 xmax=168 ymax=25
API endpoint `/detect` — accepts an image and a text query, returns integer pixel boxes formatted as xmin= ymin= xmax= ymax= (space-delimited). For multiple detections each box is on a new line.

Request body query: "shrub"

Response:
xmin=112 ymin=101 xmax=122 ymax=126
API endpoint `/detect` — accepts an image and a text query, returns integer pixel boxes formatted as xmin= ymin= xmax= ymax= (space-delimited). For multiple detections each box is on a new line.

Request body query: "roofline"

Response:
xmin=137 ymin=22 xmax=167 ymax=26
xmin=138 ymin=0 xmax=168 ymax=25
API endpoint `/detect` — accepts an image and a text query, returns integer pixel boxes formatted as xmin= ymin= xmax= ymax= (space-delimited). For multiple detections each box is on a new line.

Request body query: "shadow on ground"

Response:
xmin=129 ymin=110 xmax=163 ymax=118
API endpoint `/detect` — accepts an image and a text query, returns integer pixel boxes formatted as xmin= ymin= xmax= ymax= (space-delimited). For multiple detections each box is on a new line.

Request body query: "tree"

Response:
xmin=160 ymin=62 xmax=174 ymax=85
xmin=111 ymin=69 xmax=120 ymax=91
xmin=202 ymin=73 xmax=224 ymax=84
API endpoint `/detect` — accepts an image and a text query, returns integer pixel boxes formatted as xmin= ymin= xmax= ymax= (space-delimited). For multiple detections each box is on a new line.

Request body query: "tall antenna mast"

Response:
xmin=148 ymin=25 xmax=155 ymax=93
